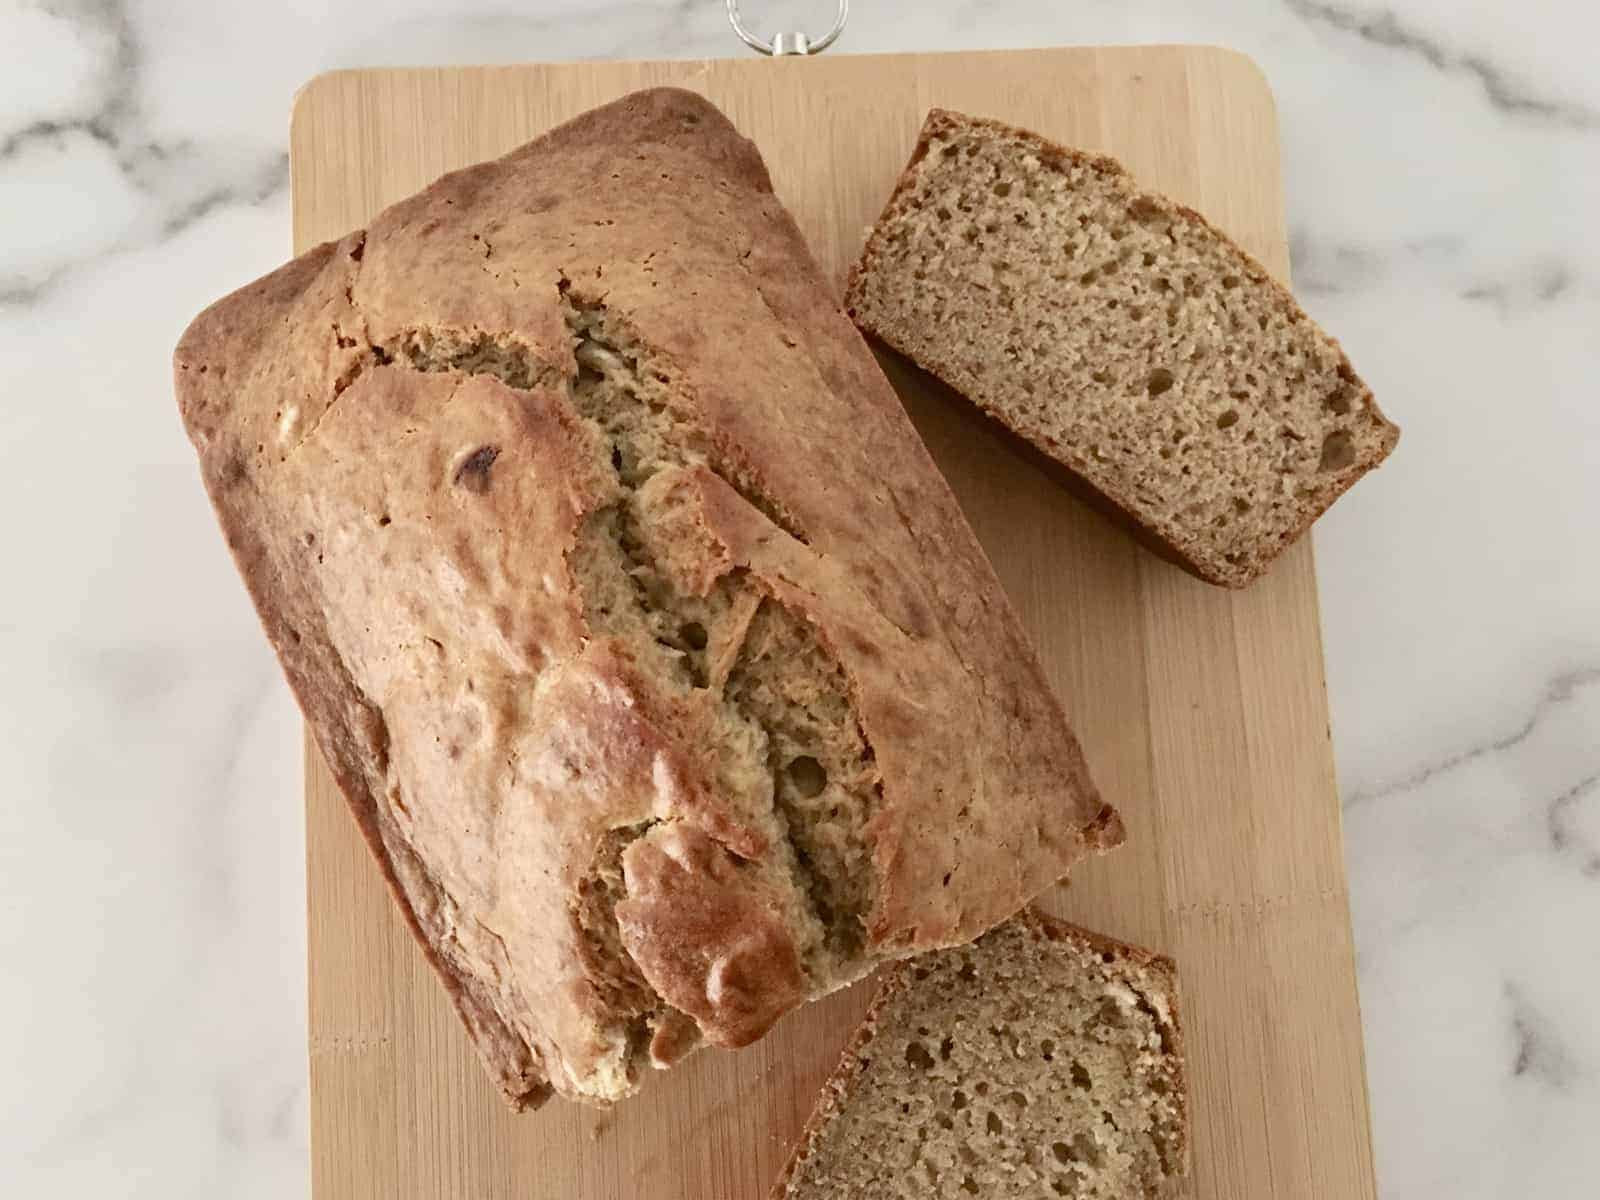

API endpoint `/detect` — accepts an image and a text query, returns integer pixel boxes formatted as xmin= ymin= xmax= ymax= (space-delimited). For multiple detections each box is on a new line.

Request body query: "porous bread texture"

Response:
xmin=846 ymin=109 xmax=1399 ymax=587
xmin=775 ymin=910 xmax=1188 ymax=1199
xmin=173 ymin=89 xmax=1120 ymax=1109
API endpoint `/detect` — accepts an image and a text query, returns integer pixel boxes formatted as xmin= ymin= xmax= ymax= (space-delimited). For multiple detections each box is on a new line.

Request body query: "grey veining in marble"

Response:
xmin=1283 ymin=0 xmax=1599 ymax=128
xmin=2 ymin=1 xmax=1595 ymax=1196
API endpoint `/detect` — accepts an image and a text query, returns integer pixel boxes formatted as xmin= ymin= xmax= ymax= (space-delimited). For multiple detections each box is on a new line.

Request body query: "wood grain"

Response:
xmin=292 ymin=46 xmax=1374 ymax=1200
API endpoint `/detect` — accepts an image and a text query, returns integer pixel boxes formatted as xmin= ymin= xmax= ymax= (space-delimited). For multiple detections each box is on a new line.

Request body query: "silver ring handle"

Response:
xmin=727 ymin=0 xmax=848 ymax=56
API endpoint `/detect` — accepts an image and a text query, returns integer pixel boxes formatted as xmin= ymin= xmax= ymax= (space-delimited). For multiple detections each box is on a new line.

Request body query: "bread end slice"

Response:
xmin=846 ymin=108 xmax=1398 ymax=588
xmin=774 ymin=909 xmax=1188 ymax=1199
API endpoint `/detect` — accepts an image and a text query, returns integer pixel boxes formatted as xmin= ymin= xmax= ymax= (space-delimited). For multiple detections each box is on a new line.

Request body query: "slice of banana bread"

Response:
xmin=846 ymin=108 xmax=1399 ymax=588
xmin=775 ymin=910 xmax=1188 ymax=1199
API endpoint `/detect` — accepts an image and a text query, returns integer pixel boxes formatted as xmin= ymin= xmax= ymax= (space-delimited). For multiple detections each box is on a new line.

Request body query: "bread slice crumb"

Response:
xmin=846 ymin=108 xmax=1399 ymax=587
xmin=774 ymin=909 xmax=1188 ymax=1198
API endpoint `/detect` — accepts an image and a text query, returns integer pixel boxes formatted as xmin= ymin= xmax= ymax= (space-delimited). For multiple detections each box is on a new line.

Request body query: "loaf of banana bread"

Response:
xmin=174 ymin=88 xmax=1120 ymax=1109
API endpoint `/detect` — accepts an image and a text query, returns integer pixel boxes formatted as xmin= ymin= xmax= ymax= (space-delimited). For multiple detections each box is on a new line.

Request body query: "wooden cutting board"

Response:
xmin=293 ymin=46 xmax=1375 ymax=1200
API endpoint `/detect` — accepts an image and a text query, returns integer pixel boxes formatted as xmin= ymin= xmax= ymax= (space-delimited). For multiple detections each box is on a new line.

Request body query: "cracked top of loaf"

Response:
xmin=173 ymin=87 xmax=1121 ymax=1109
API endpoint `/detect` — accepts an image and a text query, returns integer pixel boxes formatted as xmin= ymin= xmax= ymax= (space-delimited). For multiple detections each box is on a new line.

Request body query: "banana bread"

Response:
xmin=845 ymin=109 xmax=1399 ymax=587
xmin=173 ymin=89 xmax=1121 ymax=1109
xmin=775 ymin=909 xmax=1188 ymax=1198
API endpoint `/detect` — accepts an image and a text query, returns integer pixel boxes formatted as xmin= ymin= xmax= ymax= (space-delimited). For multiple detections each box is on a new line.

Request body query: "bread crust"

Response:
xmin=846 ymin=108 xmax=1400 ymax=588
xmin=174 ymin=88 xmax=1119 ymax=1107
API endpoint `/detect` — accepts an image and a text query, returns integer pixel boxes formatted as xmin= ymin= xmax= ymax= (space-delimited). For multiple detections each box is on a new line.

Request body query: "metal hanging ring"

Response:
xmin=727 ymin=0 xmax=848 ymax=56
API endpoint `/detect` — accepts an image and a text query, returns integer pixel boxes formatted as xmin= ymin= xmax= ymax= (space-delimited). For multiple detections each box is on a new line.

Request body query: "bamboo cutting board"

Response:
xmin=293 ymin=46 xmax=1375 ymax=1200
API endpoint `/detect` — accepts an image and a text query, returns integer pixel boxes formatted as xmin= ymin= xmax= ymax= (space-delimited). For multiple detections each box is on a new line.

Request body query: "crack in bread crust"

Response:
xmin=560 ymin=297 xmax=882 ymax=1024
xmin=335 ymin=284 xmax=886 ymax=1083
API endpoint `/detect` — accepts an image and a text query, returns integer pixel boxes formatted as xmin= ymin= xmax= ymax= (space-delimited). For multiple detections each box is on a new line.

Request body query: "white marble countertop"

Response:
xmin=3 ymin=1 xmax=1596 ymax=1196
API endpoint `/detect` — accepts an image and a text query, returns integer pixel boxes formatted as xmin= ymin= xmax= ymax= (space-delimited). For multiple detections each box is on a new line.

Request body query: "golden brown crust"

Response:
xmin=174 ymin=88 xmax=1118 ymax=1108
xmin=772 ymin=909 xmax=1189 ymax=1198
xmin=616 ymin=823 xmax=808 ymax=1048
xmin=846 ymin=108 xmax=1400 ymax=588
